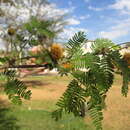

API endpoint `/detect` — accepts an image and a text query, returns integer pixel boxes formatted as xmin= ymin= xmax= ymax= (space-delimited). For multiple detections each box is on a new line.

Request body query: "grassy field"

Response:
xmin=0 ymin=74 xmax=130 ymax=130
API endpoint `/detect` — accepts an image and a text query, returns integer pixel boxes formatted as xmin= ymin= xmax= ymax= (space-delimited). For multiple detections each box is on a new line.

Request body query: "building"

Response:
xmin=120 ymin=42 xmax=130 ymax=55
xmin=83 ymin=41 xmax=130 ymax=55
xmin=82 ymin=40 xmax=94 ymax=53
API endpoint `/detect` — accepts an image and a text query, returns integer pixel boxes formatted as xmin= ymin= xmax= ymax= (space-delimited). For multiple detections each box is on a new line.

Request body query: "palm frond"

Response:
xmin=97 ymin=56 xmax=114 ymax=92
xmin=0 ymin=70 xmax=31 ymax=105
xmin=71 ymin=53 xmax=100 ymax=70
xmin=66 ymin=32 xmax=86 ymax=57
xmin=52 ymin=79 xmax=86 ymax=120
xmin=89 ymin=105 xmax=103 ymax=130
xmin=91 ymin=38 xmax=115 ymax=53
xmin=109 ymin=51 xmax=130 ymax=97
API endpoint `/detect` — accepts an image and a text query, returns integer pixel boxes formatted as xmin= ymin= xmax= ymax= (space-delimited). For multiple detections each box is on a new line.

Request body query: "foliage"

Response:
xmin=52 ymin=32 xmax=130 ymax=130
xmin=0 ymin=70 xmax=32 ymax=105
xmin=24 ymin=17 xmax=54 ymax=46
xmin=91 ymin=38 xmax=115 ymax=53
xmin=109 ymin=51 xmax=130 ymax=97
xmin=24 ymin=17 xmax=55 ymax=38
xmin=0 ymin=30 xmax=129 ymax=130
xmin=0 ymin=97 xmax=19 ymax=130
xmin=0 ymin=108 xmax=20 ymax=130
xmin=24 ymin=16 xmax=66 ymax=48
xmin=123 ymin=52 xmax=130 ymax=67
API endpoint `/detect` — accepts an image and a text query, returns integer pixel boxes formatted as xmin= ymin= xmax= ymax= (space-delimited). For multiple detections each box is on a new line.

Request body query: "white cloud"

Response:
xmin=120 ymin=10 xmax=130 ymax=15
xmin=109 ymin=0 xmax=130 ymax=10
xmin=59 ymin=27 xmax=88 ymax=40
xmin=99 ymin=18 xmax=130 ymax=39
xmin=88 ymin=6 xmax=104 ymax=11
xmin=39 ymin=4 xmax=75 ymax=19
xmin=79 ymin=14 xmax=90 ymax=20
xmin=108 ymin=0 xmax=130 ymax=15
xmin=66 ymin=18 xmax=80 ymax=25
xmin=99 ymin=30 xmax=128 ymax=39
xmin=0 ymin=1 xmax=76 ymax=26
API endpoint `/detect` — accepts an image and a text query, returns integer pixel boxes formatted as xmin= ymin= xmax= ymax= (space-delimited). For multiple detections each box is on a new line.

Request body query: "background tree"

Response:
xmin=0 ymin=0 xmax=67 ymax=56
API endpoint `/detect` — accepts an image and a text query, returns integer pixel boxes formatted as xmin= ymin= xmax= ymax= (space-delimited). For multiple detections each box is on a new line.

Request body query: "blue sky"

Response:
xmin=49 ymin=0 xmax=130 ymax=44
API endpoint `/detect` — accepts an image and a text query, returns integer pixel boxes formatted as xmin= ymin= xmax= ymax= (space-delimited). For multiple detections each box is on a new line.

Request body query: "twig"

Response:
xmin=0 ymin=64 xmax=48 ymax=70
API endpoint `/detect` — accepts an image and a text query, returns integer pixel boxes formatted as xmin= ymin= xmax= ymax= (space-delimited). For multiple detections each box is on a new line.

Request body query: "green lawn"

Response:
xmin=7 ymin=100 xmax=94 ymax=130
xmin=11 ymin=109 xmax=93 ymax=130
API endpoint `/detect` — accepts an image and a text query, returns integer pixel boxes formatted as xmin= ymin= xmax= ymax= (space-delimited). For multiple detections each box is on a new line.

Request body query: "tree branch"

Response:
xmin=10 ymin=64 xmax=47 ymax=68
xmin=0 ymin=64 xmax=48 ymax=70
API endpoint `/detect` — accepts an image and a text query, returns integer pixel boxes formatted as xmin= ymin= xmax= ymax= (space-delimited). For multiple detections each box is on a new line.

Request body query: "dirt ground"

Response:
xmin=30 ymin=83 xmax=66 ymax=100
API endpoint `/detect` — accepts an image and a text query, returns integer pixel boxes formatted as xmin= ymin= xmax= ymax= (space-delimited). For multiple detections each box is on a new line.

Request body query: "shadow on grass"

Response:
xmin=24 ymin=80 xmax=50 ymax=88
xmin=0 ymin=100 xmax=20 ymax=130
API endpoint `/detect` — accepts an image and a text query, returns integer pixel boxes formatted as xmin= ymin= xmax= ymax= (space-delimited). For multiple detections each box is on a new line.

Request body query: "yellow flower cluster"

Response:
xmin=51 ymin=44 xmax=63 ymax=60
xmin=62 ymin=62 xmax=72 ymax=69
xmin=8 ymin=27 xmax=16 ymax=36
